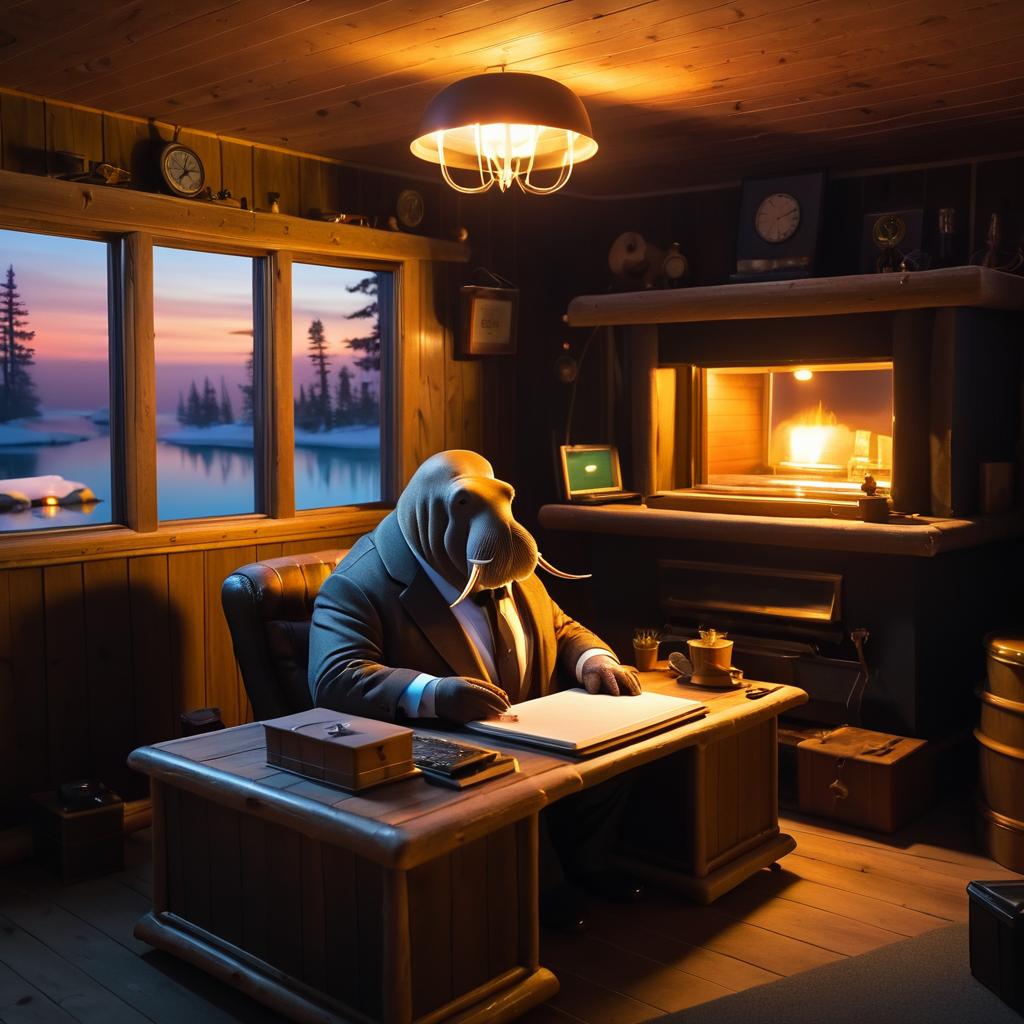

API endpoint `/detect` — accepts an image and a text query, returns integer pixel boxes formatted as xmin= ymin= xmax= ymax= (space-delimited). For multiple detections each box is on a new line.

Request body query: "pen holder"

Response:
xmin=687 ymin=637 xmax=736 ymax=687
xmin=632 ymin=641 xmax=659 ymax=672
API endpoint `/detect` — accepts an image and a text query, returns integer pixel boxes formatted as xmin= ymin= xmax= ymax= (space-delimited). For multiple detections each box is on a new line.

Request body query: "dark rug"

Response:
xmin=654 ymin=924 xmax=1021 ymax=1024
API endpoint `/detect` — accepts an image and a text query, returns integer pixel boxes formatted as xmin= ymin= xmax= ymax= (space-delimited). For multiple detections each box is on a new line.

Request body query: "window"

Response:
xmin=153 ymin=246 xmax=256 ymax=521
xmin=0 ymin=228 xmax=112 ymax=533
xmin=291 ymin=262 xmax=387 ymax=509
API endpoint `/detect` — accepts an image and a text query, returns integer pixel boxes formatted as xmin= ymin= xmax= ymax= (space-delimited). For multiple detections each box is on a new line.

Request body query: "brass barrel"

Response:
xmin=977 ymin=632 xmax=1024 ymax=871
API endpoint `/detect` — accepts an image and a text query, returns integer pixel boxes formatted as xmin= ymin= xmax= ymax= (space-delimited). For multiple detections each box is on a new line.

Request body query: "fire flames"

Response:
xmin=786 ymin=402 xmax=842 ymax=469
xmin=773 ymin=401 xmax=891 ymax=486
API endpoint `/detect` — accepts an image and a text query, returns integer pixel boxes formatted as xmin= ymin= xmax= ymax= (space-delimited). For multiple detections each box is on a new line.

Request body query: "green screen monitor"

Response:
xmin=561 ymin=445 xmax=622 ymax=497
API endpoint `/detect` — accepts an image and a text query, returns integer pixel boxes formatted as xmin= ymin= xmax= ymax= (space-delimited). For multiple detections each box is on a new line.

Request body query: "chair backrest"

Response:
xmin=221 ymin=549 xmax=348 ymax=721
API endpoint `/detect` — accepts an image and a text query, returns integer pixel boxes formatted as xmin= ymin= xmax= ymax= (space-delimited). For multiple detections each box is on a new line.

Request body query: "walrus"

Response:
xmin=308 ymin=449 xmax=640 ymax=722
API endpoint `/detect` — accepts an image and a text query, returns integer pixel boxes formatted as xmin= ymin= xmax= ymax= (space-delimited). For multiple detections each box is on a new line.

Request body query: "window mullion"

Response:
xmin=121 ymin=231 xmax=158 ymax=533
xmin=258 ymin=251 xmax=294 ymax=519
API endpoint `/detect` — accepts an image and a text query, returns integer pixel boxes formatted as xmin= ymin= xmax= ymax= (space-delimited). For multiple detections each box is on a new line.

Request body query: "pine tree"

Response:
xmin=345 ymin=275 xmax=381 ymax=373
xmin=296 ymin=384 xmax=317 ymax=433
xmin=335 ymin=365 xmax=353 ymax=426
xmin=307 ymin=318 xmax=332 ymax=430
xmin=186 ymin=380 xmax=202 ymax=425
xmin=201 ymin=377 xmax=218 ymax=426
xmin=176 ymin=390 xmax=187 ymax=425
xmin=356 ymin=380 xmax=378 ymax=424
xmin=219 ymin=376 xmax=234 ymax=424
xmin=238 ymin=353 xmax=254 ymax=425
xmin=0 ymin=265 xmax=41 ymax=422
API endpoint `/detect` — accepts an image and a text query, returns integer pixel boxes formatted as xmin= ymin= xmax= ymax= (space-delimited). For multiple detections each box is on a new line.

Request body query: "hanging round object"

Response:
xmin=159 ymin=142 xmax=205 ymax=199
xmin=410 ymin=72 xmax=598 ymax=196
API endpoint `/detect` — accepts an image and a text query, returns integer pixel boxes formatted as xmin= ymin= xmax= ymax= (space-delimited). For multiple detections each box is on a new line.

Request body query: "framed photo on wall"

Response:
xmin=457 ymin=285 xmax=518 ymax=358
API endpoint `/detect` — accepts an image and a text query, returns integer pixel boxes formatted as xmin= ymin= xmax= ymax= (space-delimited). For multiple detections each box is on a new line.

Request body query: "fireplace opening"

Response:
xmin=701 ymin=362 xmax=894 ymax=502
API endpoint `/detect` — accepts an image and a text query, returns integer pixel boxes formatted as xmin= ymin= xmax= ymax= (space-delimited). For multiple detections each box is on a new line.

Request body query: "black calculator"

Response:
xmin=412 ymin=734 xmax=498 ymax=777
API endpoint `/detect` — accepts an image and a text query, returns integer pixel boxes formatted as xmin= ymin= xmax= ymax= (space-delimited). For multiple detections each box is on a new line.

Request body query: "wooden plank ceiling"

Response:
xmin=1 ymin=0 xmax=1022 ymax=195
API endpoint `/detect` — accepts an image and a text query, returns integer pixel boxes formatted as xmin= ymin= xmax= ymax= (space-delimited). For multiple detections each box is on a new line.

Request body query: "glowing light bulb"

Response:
xmin=794 ymin=368 xmax=814 ymax=382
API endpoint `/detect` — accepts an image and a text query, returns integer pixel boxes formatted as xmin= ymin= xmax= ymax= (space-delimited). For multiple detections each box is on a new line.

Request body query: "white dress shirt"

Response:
xmin=395 ymin=526 xmax=614 ymax=717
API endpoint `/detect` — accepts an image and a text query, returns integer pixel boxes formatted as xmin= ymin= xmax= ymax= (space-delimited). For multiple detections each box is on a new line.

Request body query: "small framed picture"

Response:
xmin=457 ymin=285 xmax=518 ymax=358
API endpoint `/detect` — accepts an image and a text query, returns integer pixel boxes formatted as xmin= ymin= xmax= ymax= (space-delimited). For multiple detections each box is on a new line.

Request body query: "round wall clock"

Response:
xmin=396 ymin=188 xmax=425 ymax=228
xmin=755 ymin=192 xmax=801 ymax=243
xmin=159 ymin=142 xmax=205 ymax=198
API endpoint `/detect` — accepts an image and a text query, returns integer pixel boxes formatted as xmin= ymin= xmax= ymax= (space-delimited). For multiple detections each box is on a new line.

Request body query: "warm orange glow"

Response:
xmin=793 ymin=368 xmax=814 ymax=381
xmin=785 ymin=403 xmax=843 ymax=469
xmin=42 ymin=495 xmax=59 ymax=507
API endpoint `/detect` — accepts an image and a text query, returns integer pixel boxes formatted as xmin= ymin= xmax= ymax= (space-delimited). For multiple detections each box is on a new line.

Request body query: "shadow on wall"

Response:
xmin=0 ymin=570 xmax=187 ymax=825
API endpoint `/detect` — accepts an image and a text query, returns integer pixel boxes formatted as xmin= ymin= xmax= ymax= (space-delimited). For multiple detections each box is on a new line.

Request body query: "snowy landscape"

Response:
xmin=0 ymin=238 xmax=385 ymax=531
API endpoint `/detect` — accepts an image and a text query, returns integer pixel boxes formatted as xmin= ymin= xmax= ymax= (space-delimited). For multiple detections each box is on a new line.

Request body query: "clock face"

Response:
xmin=160 ymin=143 xmax=205 ymax=198
xmin=755 ymin=192 xmax=801 ymax=243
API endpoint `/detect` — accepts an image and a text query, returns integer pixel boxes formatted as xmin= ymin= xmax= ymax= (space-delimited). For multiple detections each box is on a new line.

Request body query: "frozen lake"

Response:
xmin=0 ymin=413 xmax=381 ymax=532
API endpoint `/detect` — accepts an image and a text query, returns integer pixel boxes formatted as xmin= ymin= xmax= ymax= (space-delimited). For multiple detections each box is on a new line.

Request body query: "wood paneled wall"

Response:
xmin=2 ymin=87 xmax=341 ymax=219
xmin=0 ymin=90 xmax=519 ymax=826
xmin=0 ymin=532 xmax=375 ymax=823
xmin=705 ymin=372 xmax=767 ymax=476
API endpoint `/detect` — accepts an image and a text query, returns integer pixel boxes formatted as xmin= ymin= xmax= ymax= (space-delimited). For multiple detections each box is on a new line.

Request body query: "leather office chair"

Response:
xmin=221 ymin=549 xmax=348 ymax=721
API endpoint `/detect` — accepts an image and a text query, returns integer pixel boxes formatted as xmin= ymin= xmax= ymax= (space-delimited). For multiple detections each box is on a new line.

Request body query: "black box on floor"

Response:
xmin=32 ymin=787 xmax=124 ymax=883
xmin=968 ymin=879 xmax=1024 ymax=1014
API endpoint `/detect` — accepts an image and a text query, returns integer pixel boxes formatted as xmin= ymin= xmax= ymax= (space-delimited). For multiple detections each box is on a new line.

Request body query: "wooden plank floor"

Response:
xmin=1 ymin=798 xmax=1020 ymax=1024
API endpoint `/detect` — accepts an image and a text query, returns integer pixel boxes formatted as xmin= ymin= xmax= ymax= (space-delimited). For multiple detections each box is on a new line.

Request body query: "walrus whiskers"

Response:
xmin=536 ymin=554 xmax=592 ymax=580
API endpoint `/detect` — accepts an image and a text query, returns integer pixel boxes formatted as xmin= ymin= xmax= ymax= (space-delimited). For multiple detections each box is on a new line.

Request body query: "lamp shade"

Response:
xmin=410 ymin=72 xmax=598 ymax=194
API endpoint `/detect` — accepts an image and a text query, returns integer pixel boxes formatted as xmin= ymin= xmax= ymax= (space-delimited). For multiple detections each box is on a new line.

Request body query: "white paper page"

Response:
xmin=465 ymin=687 xmax=705 ymax=752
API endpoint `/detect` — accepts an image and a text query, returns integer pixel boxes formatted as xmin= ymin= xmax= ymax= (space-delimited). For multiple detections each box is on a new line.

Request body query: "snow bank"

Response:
xmin=295 ymin=425 xmax=380 ymax=450
xmin=0 ymin=474 xmax=98 ymax=510
xmin=160 ymin=423 xmax=253 ymax=448
xmin=161 ymin=423 xmax=380 ymax=451
xmin=0 ymin=423 xmax=89 ymax=446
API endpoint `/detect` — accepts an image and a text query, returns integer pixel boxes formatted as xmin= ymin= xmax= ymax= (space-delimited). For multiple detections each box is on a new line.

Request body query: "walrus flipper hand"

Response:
xmin=434 ymin=676 xmax=511 ymax=723
xmin=580 ymin=655 xmax=642 ymax=697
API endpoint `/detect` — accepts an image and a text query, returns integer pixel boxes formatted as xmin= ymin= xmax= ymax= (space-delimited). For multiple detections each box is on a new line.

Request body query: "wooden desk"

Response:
xmin=127 ymin=671 xmax=806 ymax=1024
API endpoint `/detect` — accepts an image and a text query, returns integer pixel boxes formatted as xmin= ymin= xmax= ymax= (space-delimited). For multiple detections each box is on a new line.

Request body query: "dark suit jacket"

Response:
xmin=307 ymin=512 xmax=613 ymax=720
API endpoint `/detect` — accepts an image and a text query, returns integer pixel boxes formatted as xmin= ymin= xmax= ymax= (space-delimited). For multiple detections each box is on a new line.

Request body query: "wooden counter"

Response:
xmin=538 ymin=502 xmax=1024 ymax=557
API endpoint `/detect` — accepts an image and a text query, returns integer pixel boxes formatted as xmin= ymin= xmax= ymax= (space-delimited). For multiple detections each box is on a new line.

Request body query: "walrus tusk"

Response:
xmin=536 ymin=553 xmax=592 ymax=580
xmin=450 ymin=559 xmax=490 ymax=608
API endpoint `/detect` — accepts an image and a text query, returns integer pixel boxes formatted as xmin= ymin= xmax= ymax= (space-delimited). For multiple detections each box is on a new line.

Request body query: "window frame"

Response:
xmin=0 ymin=169 xmax=469 ymax=566
xmin=289 ymin=255 xmax=396 ymax=518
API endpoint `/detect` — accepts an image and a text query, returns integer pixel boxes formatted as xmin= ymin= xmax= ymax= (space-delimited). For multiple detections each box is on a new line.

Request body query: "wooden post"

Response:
xmin=381 ymin=866 xmax=413 ymax=1024
xmin=516 ymin=814 xmax=540 ymax=972
xmin=691 ymin=744 xmax=709 ymax=878
xmin=627 ymin=324 xmax=659 ymax=498
xmin=891 ymin=309 xmax=932 ymax=514
xmin=121 ymin=232 xmax=157 ymax=532
xmin=150 ymin=779 xmax=168 ymax=914
xmin=261 ymin=251 xmax=295 ymax=519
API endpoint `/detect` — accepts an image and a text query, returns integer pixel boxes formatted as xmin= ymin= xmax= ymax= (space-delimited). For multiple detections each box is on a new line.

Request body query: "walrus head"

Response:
xmin=396 ymin=450 xmax=589 ymax=608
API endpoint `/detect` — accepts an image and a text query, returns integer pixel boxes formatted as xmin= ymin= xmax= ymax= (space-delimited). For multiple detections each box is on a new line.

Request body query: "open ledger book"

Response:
xmin=466 ymin=688 xmax=706 ymax=756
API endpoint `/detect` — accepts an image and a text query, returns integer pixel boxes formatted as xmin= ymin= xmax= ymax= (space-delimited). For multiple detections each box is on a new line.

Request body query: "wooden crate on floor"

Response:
xmin=797 ymin=727 xmax=932 ymax=833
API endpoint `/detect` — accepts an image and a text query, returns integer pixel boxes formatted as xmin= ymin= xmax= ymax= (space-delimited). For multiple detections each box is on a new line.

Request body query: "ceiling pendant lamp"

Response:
xmin=410 ymin=71 xmax=598 ymax=195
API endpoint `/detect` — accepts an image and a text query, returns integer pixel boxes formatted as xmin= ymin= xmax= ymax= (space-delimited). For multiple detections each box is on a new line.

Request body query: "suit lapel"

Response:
xmin=400 ymin=570 xmax=491 ymax=681
xmin=375 ymin=513 xmax=490 ymax=681
xmin=513 ymin=575 xmax=557 ymax=697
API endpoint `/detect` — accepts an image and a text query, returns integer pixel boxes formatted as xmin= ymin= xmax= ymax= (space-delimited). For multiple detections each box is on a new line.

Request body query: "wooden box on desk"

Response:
xmin=264 ymin=708 xmax=415 ymax=792
xmin=797 ymin=727 xmax=932 ymax=833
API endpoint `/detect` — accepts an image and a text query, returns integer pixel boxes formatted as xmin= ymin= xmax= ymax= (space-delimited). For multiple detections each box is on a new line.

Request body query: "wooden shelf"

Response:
xmin=565 ymin=267 xmax=1024 ymax=327
xmin=538 ymin=503 xmax=1024 ymax=558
